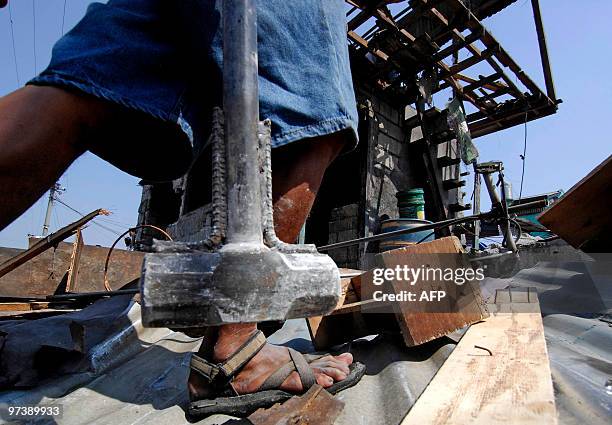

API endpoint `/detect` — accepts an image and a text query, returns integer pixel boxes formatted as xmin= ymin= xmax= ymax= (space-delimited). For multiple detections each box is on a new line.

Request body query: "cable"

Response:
xmin=319 ymin=214 xmax=482 ymax=252
xmin=519 ymin=111 xmax=528 ymax=200
xmin=61 ymin=0 xmax=67 ymax=35
xmin=416 ymin=232 xmax=436 ymax=244
xmin=54 ymin=198 xmax=123 ymax=236
xmin=8 ymin=2 xmax=21 ymax=86
xmin=499 ymin=217 xmax=522 ymax=246
xmin=32 ymin=0 xmax=37 ymax=73
xmin=103 ymin=225 xmax=172 ymax=291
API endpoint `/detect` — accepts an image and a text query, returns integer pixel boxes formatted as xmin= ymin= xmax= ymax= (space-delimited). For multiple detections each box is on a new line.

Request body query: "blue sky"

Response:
xmin=1 ymin=0 xmax=610 ymax=249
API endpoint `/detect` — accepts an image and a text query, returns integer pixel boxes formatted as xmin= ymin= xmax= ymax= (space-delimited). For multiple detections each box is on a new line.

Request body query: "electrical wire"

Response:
xmin=416 ymin=232 xmax=436 ymax=244
xmin=8 ymin=2 xmax=21 ymax=86
xmin=61 ymin=0 xmax=67 ymax=35
xmin=54 ymin=198 xmax=123 ymax=236
xmin=519 ymin=111 xmax=528 ymax=200
xmin=32 ymin=0 xmax=37 ymax=73
xmin=103 ymin=225 xmax=172 ymax=291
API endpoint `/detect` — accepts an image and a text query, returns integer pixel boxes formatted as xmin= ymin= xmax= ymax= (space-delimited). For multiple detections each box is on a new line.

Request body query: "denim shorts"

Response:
xmin=29 ymin=0 xmax=358 ymax=180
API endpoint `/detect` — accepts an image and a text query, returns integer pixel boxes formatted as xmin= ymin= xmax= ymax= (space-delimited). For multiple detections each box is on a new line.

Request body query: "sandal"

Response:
xmin=187 ymin=330 xmax=366 ymax=418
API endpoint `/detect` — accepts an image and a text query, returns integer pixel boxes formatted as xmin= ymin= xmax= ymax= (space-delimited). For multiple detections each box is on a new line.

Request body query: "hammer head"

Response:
xmin=140 ymin=245 xmax=340 ymax=327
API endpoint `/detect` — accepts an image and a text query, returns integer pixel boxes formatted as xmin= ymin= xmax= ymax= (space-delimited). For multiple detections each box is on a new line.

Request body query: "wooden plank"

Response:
xmin=0 ymin=302 xmax=50 ymax=311
xmin=401 ymin=289 xmax=557 ymax=425
xmin=66 ymin=228 xmax=84 ymax=292
xmin=0 ymin=209 xmax=108 ymax=279
xmin=374 ymin=236 xmax=489 ymax=346
xmin=538 ymin=155 xmax=612 ymax=251
xmin=307 ymin=270 xmax=366 ymax=349
xmin=248 ymin=384 xmax=344 ymax=425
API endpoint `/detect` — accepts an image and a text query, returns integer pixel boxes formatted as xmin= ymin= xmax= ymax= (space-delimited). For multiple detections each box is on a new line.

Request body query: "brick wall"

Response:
xmin=327 ymin=204 xmax=360 ymax=269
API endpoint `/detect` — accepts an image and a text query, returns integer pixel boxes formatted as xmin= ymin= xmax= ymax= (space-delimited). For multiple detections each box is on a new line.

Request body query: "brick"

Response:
xmin=348 ymin=245 xmax=360 ymax=262
xmin=378 ymin=133 xmax=404 ymax=157
xmin=338 ymin=229 xmax=358 ymax=242
xmin=341 ymin=204 xmax=358 ymax=217
xmin=330 ymin=248 xmax=348 ymax=264
xmin=378 ymin=99 xmax=400 ymax=124
xmin=329 ymin=218 xmax=355 ymax=233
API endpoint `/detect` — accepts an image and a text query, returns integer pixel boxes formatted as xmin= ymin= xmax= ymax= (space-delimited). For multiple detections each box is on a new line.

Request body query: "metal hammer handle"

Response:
xmin=223 ymin=0 xmax=264 ymax=245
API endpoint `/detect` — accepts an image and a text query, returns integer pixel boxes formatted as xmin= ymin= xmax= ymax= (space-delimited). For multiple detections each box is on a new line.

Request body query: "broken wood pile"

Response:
xmin=308 ymin=236 xmax=489 ymax=349
xmin=346 ymin=0 xmax=558 ymax=138
xmin=0 ymin=210 xmax=144 ymax=318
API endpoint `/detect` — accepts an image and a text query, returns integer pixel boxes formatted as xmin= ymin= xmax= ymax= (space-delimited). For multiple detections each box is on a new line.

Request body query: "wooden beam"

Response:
xmin=401 ymin=288 xmax=557 ymax=424
xmin=375 ymin=236 xmax=489 ymax=346
xmin=538 ymin=155 xmax=612 ymax=251
xmin=0 ymin=301 xmax=51 ymax=311
xmin=431 ymin=29 xmax=483 ymax=63
xmin=447 ymin=0 xmax=549 ymax=101
xmin=0 ymin=209 xmax=109 ymax=279
xmin=348 ymin=30 xmax=389 ymax=61
xmin=459 ymin=73 xmax=506 ymax=93
xmin=421 ymin=0 xmax=525 ymax=101
xmin=66 ymin=228 xmax=84 ymax=292
xmin=249 ymin=384 xmax=345 ymax=425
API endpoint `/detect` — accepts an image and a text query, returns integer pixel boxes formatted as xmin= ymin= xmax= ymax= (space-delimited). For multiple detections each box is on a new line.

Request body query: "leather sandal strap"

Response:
xmin=257 ymin=348 xmax=317 ymax=392
xmin=258 ymin=362 xmax=296 ymax=391
xmin=190 ymin=330 xmax=266 ymax=382
xmin=288 ymin=348 xmax=317 ymax=390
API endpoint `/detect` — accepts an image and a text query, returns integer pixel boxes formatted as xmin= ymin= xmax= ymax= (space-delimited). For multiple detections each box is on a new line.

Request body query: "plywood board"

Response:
xmin=374 ymin=236 xmax=489 ymax=346
xmin=538 ymin=155 xmax=612 ymax=250
xmin=402 ymin=290 xmax=557 ymax=425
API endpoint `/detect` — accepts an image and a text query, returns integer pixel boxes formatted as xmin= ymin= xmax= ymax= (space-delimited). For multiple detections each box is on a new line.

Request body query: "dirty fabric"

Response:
xmin=447 ymin=97 xmax=478 ymax=165
xmin=0 ymin=295 xmax=137 ymax=389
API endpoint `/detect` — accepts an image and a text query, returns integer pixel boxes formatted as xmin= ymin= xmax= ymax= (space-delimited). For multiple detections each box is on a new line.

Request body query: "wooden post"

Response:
xmin=65 ymin=228 xmax=84 ymax=292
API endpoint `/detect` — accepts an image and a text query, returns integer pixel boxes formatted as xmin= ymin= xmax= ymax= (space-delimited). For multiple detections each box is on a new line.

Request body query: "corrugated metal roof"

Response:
xmin=0 ymin=254 xmax=609 ymax=424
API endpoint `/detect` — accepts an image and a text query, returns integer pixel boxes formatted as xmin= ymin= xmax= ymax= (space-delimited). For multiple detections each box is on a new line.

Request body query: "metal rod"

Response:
xmin=48 ymin=288 xmax=139 ymax=301
xmin=223 ymin=0 xmax=263 ymax=244
xmin=318 ymin=198 xmax=546 ymax=253
xmin=319 ymin=214 xmax=486 ymax=252
xmin=472 ymin=163 xmax=481 ymax=250
xmin=507 ymin=198 xmax=547 ymax=212
xmin=531 ymin=0 xmax=557 ymax=102
xmin=482 ymin=173 xmax=517 ymax=252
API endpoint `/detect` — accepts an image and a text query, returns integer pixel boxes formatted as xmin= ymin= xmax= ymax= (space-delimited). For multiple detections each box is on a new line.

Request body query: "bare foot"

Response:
xmin=188 ymin=324 xmax=353 ymax=400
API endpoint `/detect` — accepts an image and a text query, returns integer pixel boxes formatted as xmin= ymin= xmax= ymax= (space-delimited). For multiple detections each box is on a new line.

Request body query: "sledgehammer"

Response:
xmin=139 ymin=0 xmax=341 ymax=327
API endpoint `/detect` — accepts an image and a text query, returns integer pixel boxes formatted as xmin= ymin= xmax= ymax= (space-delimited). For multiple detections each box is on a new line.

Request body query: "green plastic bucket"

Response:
xmin=379 ymin=218 xmax=434 ymax=252
xmin=396 ymin=188 xmax=425 ymax=220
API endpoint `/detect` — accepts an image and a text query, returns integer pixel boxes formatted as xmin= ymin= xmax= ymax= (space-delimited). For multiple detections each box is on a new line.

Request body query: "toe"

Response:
xmin=313 ymin=365 xmax=348 ymax=382
xmin=327 ymin=358 xmax=351 ymax=374
xmin=336 ymin=352 xmax=353 ymax=365
xmin=315 ymin=373 xmax=334 ymax=387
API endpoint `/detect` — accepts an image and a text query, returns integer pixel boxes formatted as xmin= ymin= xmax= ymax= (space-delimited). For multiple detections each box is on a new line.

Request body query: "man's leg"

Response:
xmin=0 ymin=84 xmax=189 ymax=230
xmin=188 ymin=132 xmax=353 ymax=397
xmin=0 ymin=86 xmax=109 ymax=229
xmin=0 ymin=84 xmax=353 ymax=396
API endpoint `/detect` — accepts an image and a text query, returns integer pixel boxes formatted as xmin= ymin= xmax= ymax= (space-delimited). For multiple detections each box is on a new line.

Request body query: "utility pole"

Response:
xmin=41 ymin=182 xmax=64 ymax=236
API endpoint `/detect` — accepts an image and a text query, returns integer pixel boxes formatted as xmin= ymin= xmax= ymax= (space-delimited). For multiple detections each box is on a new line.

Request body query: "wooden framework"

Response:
xmin=346 ymin=0 xmax=558 ymax=138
